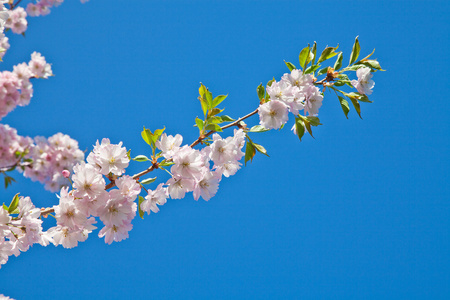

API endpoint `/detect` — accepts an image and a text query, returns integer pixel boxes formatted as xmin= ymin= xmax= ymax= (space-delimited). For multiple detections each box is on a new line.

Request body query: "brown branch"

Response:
xmin=10 ymin=0 xmax=23 ymax=10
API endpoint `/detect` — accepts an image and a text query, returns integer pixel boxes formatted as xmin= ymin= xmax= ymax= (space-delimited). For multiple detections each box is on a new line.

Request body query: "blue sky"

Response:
xmin=1 ymin=0 xmax=449 ymax=299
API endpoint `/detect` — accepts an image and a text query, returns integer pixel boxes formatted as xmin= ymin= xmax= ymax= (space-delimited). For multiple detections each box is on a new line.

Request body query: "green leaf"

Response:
xmin=253 ymin=142 xmax=269 ymax=157
xmin=195 ymin=117 xmax=204 ymax=131
xmin=8 ymin=193 xmax=20 ymax=214
xmin=257 ymin=84 xmax=265 ymax=101
xmin=244 ymin=139 xmax=256 ymax=165
xmin=219 ymin=115 xmax=235 ymax=122
xmin=138 ymin=196 xmax=145 ymax=219
xmin=304 ymin=64 xmax=320 ymax=74
xmin=345 ymin=92 xmax=372 ymax=103
xmin=317 ymin=67 xmax=328 ymax=76
xmin=208 ymin=107 xmax=224 ymax=117
xmin=141 ymin=127 xmax=153 ymax=146
xmin=360 ymin=60 xmax=385 ymax=71
xmin=132 ymin=155 xmax=150 ymax=162
xmin=213 ymin=95 xmax=227 ymax=107
xmin=199 ymin=97 xmax=208 ymax=117
xmin=299 ymin=45 xmax=310 ymax=70
xmin=337 ymin=96 xmax=350 ymax=119
xmin=304 ymin=120 xmax=314 ymax=138
xmin=350 ymin=97 xmax=362 ymax=119
xmin=294 ymin=117 xmax=305 ymax=141
xmin=205 ymin=123 xmax=223 ymax=132
xmin=306 ymin=116 xmax=322 ymax=126
xmin=126 ymin=149 xmax=131 ymax=160
xmin=2 ymin=203 xmax=8 ymax=211
xmin=349 ymin=36 xmax=360 ymax=65
xmin=159 ymin=160 xmax=174 ymax=167
xmin=266 ymin=78 xmax=276 ymax=87
xmin=311 ymin=41 xmax=317 ymax=65
xmin=198 ymin=83 xmax=207 ymax=97
xmin=333 ymin=52 xmax=343 ymax=71
xmin=153 ymin=127 xmax=165 ymax=140
xmin=205 ymin=90 xmax=213 ymax=109
xmin=140 ymin=177 xmax=157 ymax=185
xmin=208 ymin=116 xmax=223 ymax=124
xmin=284 ymin=61 xmax=296 ymax=72
xmin=249 ymin=125 xmax=270 ymax=133
xmin=341 ymin=65 xmax=364 ymax=72
xmin=318 ymin=45 xmax=339 ymax=63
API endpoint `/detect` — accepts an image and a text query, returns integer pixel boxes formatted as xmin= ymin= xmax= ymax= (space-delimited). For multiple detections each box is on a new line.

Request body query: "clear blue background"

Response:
xmin=1 ymin=0 xmax=449 ymax=299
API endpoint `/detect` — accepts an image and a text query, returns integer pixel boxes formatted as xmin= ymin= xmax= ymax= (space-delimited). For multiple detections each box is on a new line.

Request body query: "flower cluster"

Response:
xmin=151 ymin=129 xmax=245 ymax=208
xmin=258 ymin=69 xmax=323 ymax=130
xmin=0 ymin=52 xmax=52 ymax=120
xmin=5 ymin=7 xmax=27 ymax=35
xmin=23 ymin=133 xmax=84 ymax=192
xmin=47 ymin=138 xmax=138 ymax=246
xmin=0 ymin=124 xmax=32 ymax=169
xmin=27 ymin=0 xmax=89 ymax=18
xmin=0 ymin=196 xmax=50 ymax=269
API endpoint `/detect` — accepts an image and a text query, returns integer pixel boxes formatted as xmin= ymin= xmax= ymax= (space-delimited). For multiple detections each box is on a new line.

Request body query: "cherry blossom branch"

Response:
xmin=40 ymin=107 xmax=260 ymax=216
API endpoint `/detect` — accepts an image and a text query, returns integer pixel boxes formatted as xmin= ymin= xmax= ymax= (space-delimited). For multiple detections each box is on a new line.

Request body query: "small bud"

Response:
xmin=62 ymin=170 xmax=70 ymax=178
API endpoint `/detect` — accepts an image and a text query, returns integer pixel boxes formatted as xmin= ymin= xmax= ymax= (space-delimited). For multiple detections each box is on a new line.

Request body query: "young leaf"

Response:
xmin=198 ymin=83 xmax=207 ymax=98
xmin=153 ymin=127 xmax=165 ymax=139
xmin=311 ymin=41 xmax=317 ymax=65
xmin=213 ymin=95 xmax=227 ymax=107
xmin=299 ymin=45 xmax=310 ymax=70
xmin=244 ymin=139 xmax=256 ymax=165
xmin=337 ymin=96 xmax=350 ymax=119
xmin=304 ymin=64 xmax=320 ymax=74
xmin=199 ymin=97 xmax=208 ymax=117
xmin=140 ymin=177 xmax=157 ymax=185
xmin=205 ymin=123 xmax=223 ymax=132
xmin=304 ymin=120 xmax=314 ymax=138
xmin=249 ymin=125 xmax=270 ymax=133
xmin=208 ymin=107 xmax=224 ymax=117
xmin=205 ymin=90 xmax=213 ymax=109
xmin=132 ymin=155 xmax=150 ymax=162
xmin=318 ymin=45 xmax=339 ymax=63
xmin=8 ymin=193 xmax=20 ymax=214
xmin=141 ymin=127 xmax=153 ymax=146
xmin=284 ymin=61 xmax=296 ymax=72
xmin=349 ymin=36 xmax=361 ymax=65
xmin=195 ymin=117 xmax=204 ymax=131
xmin=294 ymin=117 xmax=305 ymax=141
xmin=317 ymin=67 xmax=328 ymax=76
xmin=350 ymin=97 xmax=362 ymax=119
xmin=253 ymin=142 xmax=269 ymax=157
xmin=138 ymin=196 xmax=145 ymax=219
xmin=219 ymin=115 xmax=235 ymax=122
xmin=334 ymin=52 xmax=343 ymax=71
xmin=159 ymin=160 xmax=174 ymax=167
xmin=257 ymin=84 xmax=265 ymax=101
xmin=360 ymin=60 xmax=385 ymax=71
xmin=306 ymin=116 xmax=322 ymax=126
xmin=266 ymin=77 xmax=276 ymax=87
